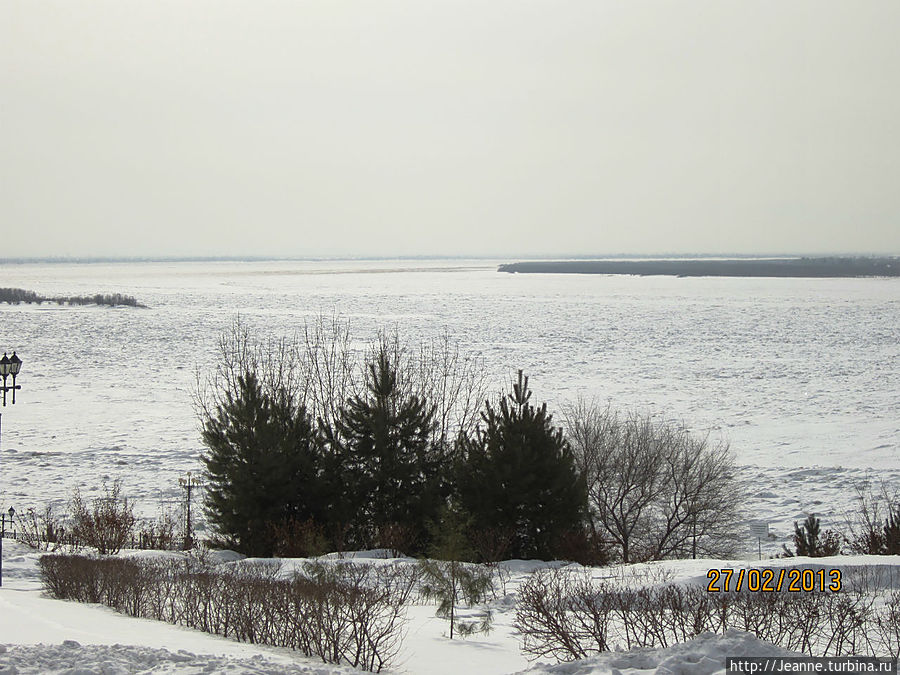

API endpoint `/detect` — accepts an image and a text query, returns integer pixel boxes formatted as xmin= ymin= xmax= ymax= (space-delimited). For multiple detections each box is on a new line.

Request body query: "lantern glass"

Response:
xmin=0 ymin=354 xmax=9 ymax=377
xmin=8 ymin=352 xmax=22 ymax=376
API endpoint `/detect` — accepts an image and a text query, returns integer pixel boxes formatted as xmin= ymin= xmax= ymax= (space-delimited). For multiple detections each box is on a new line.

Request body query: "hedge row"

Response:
xmin=39 ymin=554 xmax=417 ymax=672
xmin=516 ymin=567 xmax=900 ymax=662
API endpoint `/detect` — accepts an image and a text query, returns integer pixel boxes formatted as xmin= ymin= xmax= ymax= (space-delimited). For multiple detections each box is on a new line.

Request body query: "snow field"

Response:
xmin=2 ymin=540 xmax=899 ymax=674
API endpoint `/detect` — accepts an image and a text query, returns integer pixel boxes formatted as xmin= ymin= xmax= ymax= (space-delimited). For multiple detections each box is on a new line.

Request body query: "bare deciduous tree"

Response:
xmin=563 ymin=402 xmax=743 ymax=563
xmin=196 ymin=317 xmax=487 ymax=452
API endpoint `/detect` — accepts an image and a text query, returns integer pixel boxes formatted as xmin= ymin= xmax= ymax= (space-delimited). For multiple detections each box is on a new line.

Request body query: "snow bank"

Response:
xmin=0 ymin=642 xmax=360 ymax=674
xmin=515 ymin=630 xmax=801 ymax=675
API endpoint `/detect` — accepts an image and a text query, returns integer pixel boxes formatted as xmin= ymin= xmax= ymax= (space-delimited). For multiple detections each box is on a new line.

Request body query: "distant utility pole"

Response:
xmin=179 ymin=471 xmax=203 ymax=550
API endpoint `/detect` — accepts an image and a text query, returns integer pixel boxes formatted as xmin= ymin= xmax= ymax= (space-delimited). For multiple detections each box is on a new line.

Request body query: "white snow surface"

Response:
xmin=2 ymin=540 xmax=899 ymax=674
xmin=514 ymin=631 xmax=800 ymax=675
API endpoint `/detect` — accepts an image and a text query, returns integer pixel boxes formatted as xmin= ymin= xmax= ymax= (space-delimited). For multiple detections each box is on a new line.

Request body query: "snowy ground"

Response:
xmin=2 ymin=540 xmax=898 ymax=674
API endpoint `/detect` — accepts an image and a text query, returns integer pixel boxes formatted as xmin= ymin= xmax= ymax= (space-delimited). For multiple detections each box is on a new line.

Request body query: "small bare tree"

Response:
xmin=564 ymin=402 xmax=743 ymax=563
xmin=648 ymin=431 xmax=743 ymax=559
xmin=137 ymin=506 xmax=180 ymax=551
xmin=409 ymin=331 xmax=488 ymax=449
xmin=68 ymin=480 xmax=136 ymax=555
xmin=16 ymin=505 xmax=66 ymax=551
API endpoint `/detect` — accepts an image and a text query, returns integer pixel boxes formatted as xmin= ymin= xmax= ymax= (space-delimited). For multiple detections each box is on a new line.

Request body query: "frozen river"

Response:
xmin=1 ymin=259 xmax=897 ymax=550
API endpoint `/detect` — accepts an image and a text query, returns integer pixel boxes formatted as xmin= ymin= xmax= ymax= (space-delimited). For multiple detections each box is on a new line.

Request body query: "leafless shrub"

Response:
xmin=819 ymin=589 xmax=877 ymax=657
xmin=269 ymin=517 xmax=330 ymax=558
xmin=844 ymin=479 xmax=900 ymax=555
xmin=515 ymin=566 xmax=893 ymax=663
xmin=872 ymin=591 xmax=900 ymax=661
xmin=38 ymin=554 xmax=415 ymax=672
xmin=516 ymin=568 xmax=613 ymax=661
xmin=38 ymin=554 xmax=93 ymax=600
xmin=68 ymin=481 xmax=136 ymax=555
xmin=16 ymin=505 xmax=66 ymax=552
xmin=469 ymin=525 xmax=514 ymax=563
xmin=296 ymin=561 xmax=418 ymax=671
xmin=137 ymin=508 xmax=180 ymax=551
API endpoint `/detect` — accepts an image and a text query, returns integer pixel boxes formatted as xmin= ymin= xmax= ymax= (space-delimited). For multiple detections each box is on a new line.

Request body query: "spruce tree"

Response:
xmin=456 ymin=371 xmax=586 ymax=560
xmin=419 ymin=505 xmax=493 ymax=639
xmin=201 ymin=372 xmax=321 ymax=556
xmin=783 ymin=514 xmax=841 ymax=557
xmin=327 ymin=350 xmax=442 ymax=552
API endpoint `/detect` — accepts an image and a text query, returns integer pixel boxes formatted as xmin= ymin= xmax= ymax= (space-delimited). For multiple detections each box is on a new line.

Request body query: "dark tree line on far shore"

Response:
xmin=0 ymin=287 xmax=145 ymax=307
xmin=498 ymin=256 xmax=900 ymax=278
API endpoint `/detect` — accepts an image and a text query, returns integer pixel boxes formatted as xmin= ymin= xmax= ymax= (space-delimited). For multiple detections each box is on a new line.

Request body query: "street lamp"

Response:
xmin=0 ymin=352 xmax=23 ymax=406
xmin=0 ymin=351 xmax=23 ymax=587
xmin=179 ymin=471 xmax=203 ymax=550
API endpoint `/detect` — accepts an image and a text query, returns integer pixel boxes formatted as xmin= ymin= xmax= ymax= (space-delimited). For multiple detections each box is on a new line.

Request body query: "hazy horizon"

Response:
xmin=3 ymin=251 xmax=899 ymax=266
xmin=3 ymin=1 xmax=899 ymax=259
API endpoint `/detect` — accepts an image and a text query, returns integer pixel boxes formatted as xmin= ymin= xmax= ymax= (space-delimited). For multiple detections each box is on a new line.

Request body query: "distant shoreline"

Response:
xmin=498 ymin=257 xmax=900 ymax=278
xmin=0 ymin=287 xmax=146 ymax=308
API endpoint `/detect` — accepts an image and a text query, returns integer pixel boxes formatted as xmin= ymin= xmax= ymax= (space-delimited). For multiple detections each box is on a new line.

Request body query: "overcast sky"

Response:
xmin=2 ymin=1 xmax=898 ymax=258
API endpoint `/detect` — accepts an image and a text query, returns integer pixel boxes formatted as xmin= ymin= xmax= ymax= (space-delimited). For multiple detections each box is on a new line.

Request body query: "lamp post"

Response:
xmin=179 ymin=471 xmax=203 ymax=550
xmin=1 ymin=351 xmax=24 ymax=588
xmin=3 ymin=507 xmax=14 ymax=539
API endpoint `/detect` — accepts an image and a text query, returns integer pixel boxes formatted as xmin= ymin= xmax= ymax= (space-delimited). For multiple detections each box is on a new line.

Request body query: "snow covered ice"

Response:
xmin=1 ymin=260 xmax=897 ymax=555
